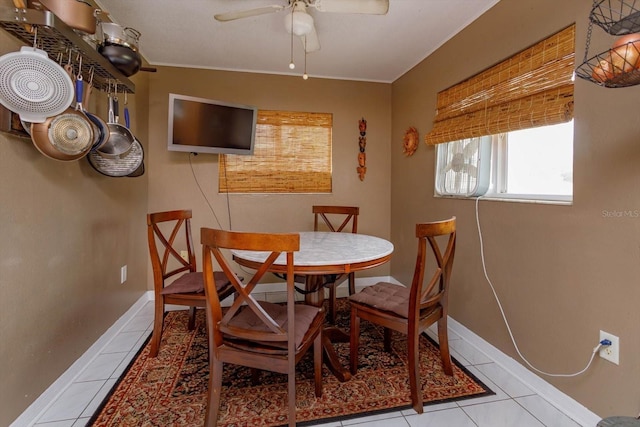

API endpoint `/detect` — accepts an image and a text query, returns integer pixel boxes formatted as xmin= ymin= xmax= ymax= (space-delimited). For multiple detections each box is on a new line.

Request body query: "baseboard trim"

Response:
xmin=447 ymin=317 xmax=601 ymax=427
xmin=11 ymin=292 xmax=153 ymax=427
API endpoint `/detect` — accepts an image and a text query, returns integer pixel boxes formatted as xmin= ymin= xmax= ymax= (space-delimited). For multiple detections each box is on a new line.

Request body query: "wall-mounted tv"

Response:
xmin=167 ymin=93 xmax=257 ymax=155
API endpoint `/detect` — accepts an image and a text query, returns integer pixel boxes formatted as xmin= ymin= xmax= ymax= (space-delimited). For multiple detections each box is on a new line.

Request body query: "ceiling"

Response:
xmin=95 ymin=0 xmax=501 ymax=83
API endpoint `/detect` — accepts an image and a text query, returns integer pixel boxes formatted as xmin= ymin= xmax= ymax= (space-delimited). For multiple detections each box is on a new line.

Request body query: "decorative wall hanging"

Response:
xmin=403 ymin=127 xmax=419 ymax=156
xmin=357 ymin=118 xmax=367 ymax=181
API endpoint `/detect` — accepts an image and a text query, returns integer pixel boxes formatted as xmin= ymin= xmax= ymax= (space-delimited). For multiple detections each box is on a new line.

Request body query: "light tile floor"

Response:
xmin=29 ymin=300 xmax=584 ymax=427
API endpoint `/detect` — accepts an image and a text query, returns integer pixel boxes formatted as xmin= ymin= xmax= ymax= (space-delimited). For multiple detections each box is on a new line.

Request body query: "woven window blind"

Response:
xmin=424 ymin=24 xmax=575 ymax=145
xmin=219 ymin=110 xmax=332 ymax=193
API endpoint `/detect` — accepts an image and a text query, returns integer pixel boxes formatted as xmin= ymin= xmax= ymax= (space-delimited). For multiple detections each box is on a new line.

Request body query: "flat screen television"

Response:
xmin=167 ymin=93 xmax=257 ymax=155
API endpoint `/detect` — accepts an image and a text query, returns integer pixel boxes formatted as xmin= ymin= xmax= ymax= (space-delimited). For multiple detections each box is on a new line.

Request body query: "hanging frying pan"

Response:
xmin=87 ymin=138 xmax=143 ymax=176
xmin=30 ymin=75 xmax=94 ymax=161
xmin=0 ymin=46 xmax=74 ymax=124
xmin=122 ymin=94 xmax=144 ymax=177
xmin=126 ymin=158 xmax=144 ymax=177
xmin=97 ymin=92 xmax=134 ymax=157
xmin=81 ymin=72 xmax=109 ymax=151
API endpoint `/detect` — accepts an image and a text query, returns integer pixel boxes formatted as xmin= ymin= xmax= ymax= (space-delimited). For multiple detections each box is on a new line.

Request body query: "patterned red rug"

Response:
xmin=90 ymin=300 xmax=492 ymax=426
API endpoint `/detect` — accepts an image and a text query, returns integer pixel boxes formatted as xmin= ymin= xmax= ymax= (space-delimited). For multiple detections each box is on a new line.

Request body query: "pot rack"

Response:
xmin=0 ymin=5 xmax=134 ymax=93
xmin=576 ymin=0 xmax=640 ymax=88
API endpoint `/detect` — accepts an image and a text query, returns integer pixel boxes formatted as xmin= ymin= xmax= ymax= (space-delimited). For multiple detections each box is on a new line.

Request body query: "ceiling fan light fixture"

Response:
xmin=284 ymin=10 xmax=314 ymax=36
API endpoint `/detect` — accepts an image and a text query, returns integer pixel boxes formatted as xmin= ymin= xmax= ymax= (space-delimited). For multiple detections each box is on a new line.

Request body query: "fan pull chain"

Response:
xmin=303 ymin=36 xmax=309 ymax=79
xmin=289 ymin=10 xmax=295 ymax=69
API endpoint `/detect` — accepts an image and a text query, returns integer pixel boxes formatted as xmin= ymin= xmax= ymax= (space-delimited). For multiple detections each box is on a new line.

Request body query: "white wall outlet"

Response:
xmin=180 ymin=250 xmax=189 ymax=261
xmin=120 ymin=265 xmax=127 ymax=284
xmin=599 ymin=330 xmax=619 ymax=365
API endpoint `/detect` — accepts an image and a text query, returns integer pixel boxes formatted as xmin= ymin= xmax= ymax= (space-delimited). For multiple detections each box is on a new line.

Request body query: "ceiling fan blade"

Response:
xmin=301 ymin=25 xmax=321 ymax=52
xmin=214 ymin=5 xmax=286 ymax=22
xmin=312 ymin=0 xmax=389 ymax=15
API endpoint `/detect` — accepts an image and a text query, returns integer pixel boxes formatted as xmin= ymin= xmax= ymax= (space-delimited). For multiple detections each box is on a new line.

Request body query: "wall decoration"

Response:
xmin=357 ymin=118 xmax=367 ymax=181
xmin=403 ymin=127 xmax=419 ymax=156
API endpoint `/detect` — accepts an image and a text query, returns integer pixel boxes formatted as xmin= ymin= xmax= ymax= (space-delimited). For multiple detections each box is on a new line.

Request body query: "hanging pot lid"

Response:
xmin=87 ymin=138 xmax=143 ymax=177
xmin=0 ymin=47 xmax=74 ymax=123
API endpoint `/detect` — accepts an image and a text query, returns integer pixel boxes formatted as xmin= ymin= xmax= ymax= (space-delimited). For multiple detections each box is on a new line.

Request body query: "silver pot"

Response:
xmin=100 ymin=22 xmax=140 ymax=51
xmin=98 ymin=23 xmax=142 ymax=76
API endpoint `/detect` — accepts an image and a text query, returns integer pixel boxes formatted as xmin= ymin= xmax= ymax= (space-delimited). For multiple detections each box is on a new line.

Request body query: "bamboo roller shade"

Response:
xmin=219 ymin=110 xmax=333 ymax=193
xmin=425 ymin=24 xmax=575 ymax=145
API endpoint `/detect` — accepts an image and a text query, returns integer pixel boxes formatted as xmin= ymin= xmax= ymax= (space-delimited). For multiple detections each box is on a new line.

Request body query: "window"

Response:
xmin=495 ymin=121 xmax=573 ymax=200
xmin=435 ymin=120 xmax=573 ymax=202
xmin=427 ymin=25 xmax=575 ymax=203
xmin=219 ymin=110 xmax=332 ymax=193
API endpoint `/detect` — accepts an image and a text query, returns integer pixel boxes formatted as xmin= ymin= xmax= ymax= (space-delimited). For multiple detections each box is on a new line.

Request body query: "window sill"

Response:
xmin=434 ymin=193 xmax=572 ymax=206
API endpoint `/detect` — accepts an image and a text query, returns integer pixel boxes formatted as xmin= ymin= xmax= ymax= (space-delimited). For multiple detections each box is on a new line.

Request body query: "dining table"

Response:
xmin=231 ymin=231 xmax=394 ymax=382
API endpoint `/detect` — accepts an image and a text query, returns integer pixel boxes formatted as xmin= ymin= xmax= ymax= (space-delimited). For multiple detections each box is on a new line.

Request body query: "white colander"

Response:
xmin=0 ymin=46 xmax=74 ymax=123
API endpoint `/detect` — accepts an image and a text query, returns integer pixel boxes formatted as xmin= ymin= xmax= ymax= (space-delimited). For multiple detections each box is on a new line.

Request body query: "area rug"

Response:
xmin=90 ymin=300 xmax=493 ymax=426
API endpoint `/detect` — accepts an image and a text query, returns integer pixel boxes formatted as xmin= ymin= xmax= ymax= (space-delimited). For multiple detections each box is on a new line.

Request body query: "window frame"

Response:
xmin=434 ymin=123 xmax=574 ymax=205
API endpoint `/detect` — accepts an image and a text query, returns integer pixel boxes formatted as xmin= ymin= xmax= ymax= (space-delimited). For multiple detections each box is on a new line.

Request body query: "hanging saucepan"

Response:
xmin=0 ymin=45 xmax=74 ymax=124
xmin=98 ymin=23 xmax=142 ymax=77
xmin=97 ymin=92 xmax=134 ymax=157
xmin=87 ymin=138 xmax=143 ymax=177
xmin=30 ymin=76 xmax=94 ymax=161
xmin=28 ymin=0 xmax=98 ymax=34
xmin=81 ymin=72 xmax=109 ymax=151
xmin=122 ymin=94 xmax=144 ymax=177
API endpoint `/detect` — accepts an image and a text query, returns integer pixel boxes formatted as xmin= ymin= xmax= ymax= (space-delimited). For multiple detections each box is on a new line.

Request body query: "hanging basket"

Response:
xmin=590 ymin=0 xmax=640 ymax=35
xmin=576 ymin=39 xmax=640 ymax=87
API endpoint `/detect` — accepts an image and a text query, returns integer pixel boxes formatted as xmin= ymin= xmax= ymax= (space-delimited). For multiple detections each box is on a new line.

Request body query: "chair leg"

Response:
xmin=328 ymin=283 xmax=337 ymax=323
xmin=348 ymin=272 xmax=355 ymax=295
xmin=149 ymin=297 xmax=165 ymax=357
xmin=408 ymin=329 xmax=423 ymax=414
xmin=205 ymin=359 xmax=223 ymax=426
xmin=288 ymin=359 xmax=296 ymax=427
xmin=250 ymin=368 xmax=260 ymax=385
xmin=349 ymin=308 xmax=360 ymax=375
xmin=314 ymin=331 xmax=323 ymax=397
xmin=187 ymin=306 xmax=197 ymax=330
xmin=383 ymin=328 xmax=393 ymax=353
xmin=438 ymin=317 xmax=453 ymax=376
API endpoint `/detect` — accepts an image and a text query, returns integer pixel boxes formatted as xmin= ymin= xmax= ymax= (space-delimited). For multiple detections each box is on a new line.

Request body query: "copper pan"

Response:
xmin=28 ymin=0 xmax=98 ymax=34
xmin=30 ymin=77 xmax=94 ymax=161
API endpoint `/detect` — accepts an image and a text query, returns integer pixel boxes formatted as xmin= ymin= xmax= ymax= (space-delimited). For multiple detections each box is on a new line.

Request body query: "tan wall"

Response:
xmin=0 ymin=31 xmax=151 ymax=424
xmin=146 ymin=67 xmax=392 ymax=284
xmin=392 ymin=0 xmax=640 ymax=417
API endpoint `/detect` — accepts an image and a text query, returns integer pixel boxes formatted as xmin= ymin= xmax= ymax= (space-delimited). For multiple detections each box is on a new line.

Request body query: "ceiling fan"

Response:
xmin=214 ymin=0 xmax=390 ymax=53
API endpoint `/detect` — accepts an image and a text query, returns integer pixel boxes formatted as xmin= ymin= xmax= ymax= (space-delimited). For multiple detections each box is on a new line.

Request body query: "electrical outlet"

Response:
xmin=120 ymin=265 xmax=127 ymax=284
xmin=180 ymin=250 xmax=189 ymax=261
xmin=599 ymin=330 xmax=619 ymax=365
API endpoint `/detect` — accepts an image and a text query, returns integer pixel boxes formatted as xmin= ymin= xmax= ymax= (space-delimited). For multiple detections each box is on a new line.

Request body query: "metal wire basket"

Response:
xmin=576 ymin=0 xmax=640 ymax=87
xmin=590 ymin=0 xmax=640 ymax=34
xmin=576 ymin=39 xmax=640 ymax=87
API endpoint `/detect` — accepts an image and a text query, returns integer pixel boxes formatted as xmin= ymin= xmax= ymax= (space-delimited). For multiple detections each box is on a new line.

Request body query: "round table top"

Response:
xmin=232 ymin=231 xmax=394 ymax=268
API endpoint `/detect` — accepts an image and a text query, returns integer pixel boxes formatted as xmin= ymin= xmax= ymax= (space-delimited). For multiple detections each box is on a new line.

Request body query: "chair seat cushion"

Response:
xmin=161 ymin=271 xmax=231 ymax=295
xmin=349 ymin=282 xmax=410 ymax=318
xmin=227 ymin=301 xmax=322 ymax=350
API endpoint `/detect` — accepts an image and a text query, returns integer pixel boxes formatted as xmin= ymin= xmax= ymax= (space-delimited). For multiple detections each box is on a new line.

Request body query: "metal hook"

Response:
xmin=31 ymin=26 xmax=38 ymax=48
xmin=77 ymin=55 xmax=83 ymax=80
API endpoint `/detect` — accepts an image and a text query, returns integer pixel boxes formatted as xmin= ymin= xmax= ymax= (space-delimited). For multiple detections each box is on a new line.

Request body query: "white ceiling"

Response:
xmin=95 ymin=0 xmax=500 ymax=83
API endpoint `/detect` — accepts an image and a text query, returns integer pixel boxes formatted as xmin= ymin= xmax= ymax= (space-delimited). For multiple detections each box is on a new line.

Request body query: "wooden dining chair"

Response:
xmin=349 ymin=217 xmax=456 ymax=414
xmin=305 ymin=205 xmax=359 ymax=322
xmin=146 ymin=210 xmax=235 ymax=357
xmin=201 ymin=228 xmax=324 ymax=427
